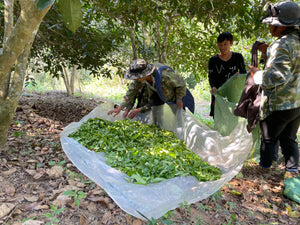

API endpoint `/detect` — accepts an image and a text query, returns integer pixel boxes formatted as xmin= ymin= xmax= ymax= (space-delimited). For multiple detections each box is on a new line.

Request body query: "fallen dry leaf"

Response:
xmin=86 ymin=202 xmax=97 ymax=212
xmin=125 ymin=214 xmax=132 ymax=224
xmin=76 ymin=182 xmax=86 ymax=188
xmin=0 ymin=203 xmax=15 ymax=218
xmin=22 ymin=219 xmax=44 ymax=225
xmin=1 ymin=168 xmax=17 ymax=176
xmin=80 ymin=215 xmax=89 ymax=225
xmin=24 ymin=195 xmax=39 ymax=202
xmin=46 ymin=165 xmax=63 ymax=178
xmin=100 ymin=211 xmax=111 ymax=224
xmin=22 ymin=202 xmax=43 ymax=211
xmin=5 ymin=193 xmax=24 ymax=203
xmin=33 ymin=170 xmax=45 ymax=180
xmin=5 ymin=184 xmax=16 ymax=197
xmin=26 ymin=159 xmax=39 ymax=163
xmin=87 ymin=196 xmax=110 ymax=208
xmin=87 ymin=188 xmax=105 ymax=196
xmin=132 ymin=219 xmax=143 ymax=225
xmin=53 ymin=194 xmax=72 ymax=208
xmin=25 ymin=169 xmax=36 ymax=176
xmin=34 ymin=204 xmax=49 ymax=210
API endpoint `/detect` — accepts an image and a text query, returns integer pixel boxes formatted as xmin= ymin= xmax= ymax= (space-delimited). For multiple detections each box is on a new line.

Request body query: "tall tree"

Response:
xmin=0 ymin=0 xmax=54 ymax=148
xmin=31 ymin=1 xmax=125 ymax=95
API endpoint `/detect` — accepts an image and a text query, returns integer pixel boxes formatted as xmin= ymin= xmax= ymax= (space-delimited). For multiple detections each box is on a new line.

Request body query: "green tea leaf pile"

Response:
xmin=68 ymin=118 xmax=222 ymax=184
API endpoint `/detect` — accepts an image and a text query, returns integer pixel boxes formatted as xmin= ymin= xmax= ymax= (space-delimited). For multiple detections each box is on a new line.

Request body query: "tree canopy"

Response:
xmin=31 ymin=1 xmax=125 ymax=78
xmin=0 ymin=0 xmax=280 ymax=147
xmin=27 ymin=0 xmax=278 ymax=80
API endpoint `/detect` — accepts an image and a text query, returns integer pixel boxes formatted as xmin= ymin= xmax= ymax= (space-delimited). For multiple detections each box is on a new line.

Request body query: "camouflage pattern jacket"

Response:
xmin=120 ymin=62 xmax=187 ymax=113
xmin=260 ymin=30 xmax=300 ymax=120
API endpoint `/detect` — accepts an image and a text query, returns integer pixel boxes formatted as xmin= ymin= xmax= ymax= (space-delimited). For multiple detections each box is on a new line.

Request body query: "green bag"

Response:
xmin=214 ymin=74 xmax=260 ymax=161
xmin=214 ymin=74 xmax=247 ymax=136
xmin=284 ymin=176 xmax=300 ymax=203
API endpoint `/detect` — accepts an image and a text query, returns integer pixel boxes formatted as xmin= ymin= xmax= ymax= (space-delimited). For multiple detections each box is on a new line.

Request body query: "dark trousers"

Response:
xmin=259 ymin=107 xmax=300 ymax=172
xmin=209 ymin=95 xmax=215 ymax=118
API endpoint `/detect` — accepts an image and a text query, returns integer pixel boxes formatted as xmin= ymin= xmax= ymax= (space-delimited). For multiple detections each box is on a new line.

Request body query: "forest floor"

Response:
xmin=0 ymin=91 xmax=299 ymax=225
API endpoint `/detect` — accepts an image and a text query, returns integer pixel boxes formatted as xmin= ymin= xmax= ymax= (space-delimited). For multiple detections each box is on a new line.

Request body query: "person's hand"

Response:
xmin=210 ymin=87 xmax=217 ymax=95
xmin=107 ymin=106 xmax=123 ymax=117
xmin=176 ymin=101 xmax=183 ymax=109
xmin=128 ymin=108 xmax=141 ymax=119
xmin=248 ymin=65 xmax=259 ymax=77
xmin=122 ymin=109 xmax=130 ymax=119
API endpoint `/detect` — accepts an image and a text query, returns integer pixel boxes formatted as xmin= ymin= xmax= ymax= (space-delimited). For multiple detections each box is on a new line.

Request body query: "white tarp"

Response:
xmin=60 ymin=102 xmax=252 ymax=220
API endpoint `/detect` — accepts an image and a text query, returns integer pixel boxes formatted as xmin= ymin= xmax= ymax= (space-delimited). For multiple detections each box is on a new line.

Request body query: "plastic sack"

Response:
xmin=214 ymin=74 xmax=260 ymax=161
xmin=214 ymin=74 xmax=247 ymax=136
xmin=284 ymin=176 xmax=300 ymax=204
xmin=60 ymin=102 xmax=252 ymax=220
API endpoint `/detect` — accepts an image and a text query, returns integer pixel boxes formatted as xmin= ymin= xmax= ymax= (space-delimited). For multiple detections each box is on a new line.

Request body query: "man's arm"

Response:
xmin=119 ymin=81 xmax=142 ymax=109
xmin=108 ymin=81 xmax=141 ymax=117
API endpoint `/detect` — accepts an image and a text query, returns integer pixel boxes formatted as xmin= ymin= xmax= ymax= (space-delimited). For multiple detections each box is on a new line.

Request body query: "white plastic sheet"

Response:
xmin=60 ymin=102 xmax=252 ymax=220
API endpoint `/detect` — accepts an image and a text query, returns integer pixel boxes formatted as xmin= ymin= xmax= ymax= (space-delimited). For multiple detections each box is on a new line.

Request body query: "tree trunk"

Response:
xmin=128 ymin=26 xmax=138 ymax=60
xmin=0 ymin=34 xmax=35 ymax=147
xmin=70 ymin=65 xmax=78 ymax=95
xmin=77 ymin=71 xmax=82 ymax=93
xmin=0 ymin=101 xmax=15 ymax=149
xmin=62 ymin=66 xmax=72 ymax=96
xmin=1 ymin=0 xmax=14 ymax=99
xmin=160 ymin=16 xmax=171 ymax=64
xmin=0 ymin=0 xmax=53 ymax=148
xmin=62 ymin=65 xmax=78 ymax=96
xmin=156 ymin=20 xmax=161 ymax=62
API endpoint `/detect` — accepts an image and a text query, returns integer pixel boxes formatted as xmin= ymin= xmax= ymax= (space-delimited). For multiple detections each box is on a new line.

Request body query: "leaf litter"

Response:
xmin=0 ymin=91 xmax=299 ymax=224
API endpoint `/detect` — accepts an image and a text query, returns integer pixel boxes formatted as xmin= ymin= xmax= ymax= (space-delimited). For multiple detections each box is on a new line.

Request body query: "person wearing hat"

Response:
xmin=249 ymin=1 xmax=300 ymax=176
xmin=108 ymin=59 xmax=187 ymax=119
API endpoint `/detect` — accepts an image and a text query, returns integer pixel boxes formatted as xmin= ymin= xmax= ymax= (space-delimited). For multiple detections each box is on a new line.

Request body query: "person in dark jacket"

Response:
xmin=208 ymin=32 xmax=247 ymax=118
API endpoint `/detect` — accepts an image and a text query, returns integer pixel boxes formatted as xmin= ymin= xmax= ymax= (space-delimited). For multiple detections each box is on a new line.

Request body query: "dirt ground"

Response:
xmin=0 ymin=91 xmax=299 ymax=225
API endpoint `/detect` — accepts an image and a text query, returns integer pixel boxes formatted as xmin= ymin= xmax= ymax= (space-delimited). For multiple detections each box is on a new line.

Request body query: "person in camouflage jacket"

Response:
xmin=250 ymin=1 xmax=300 ymax=174
xmin=108 ymin=59 xmax=186 ymax=119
